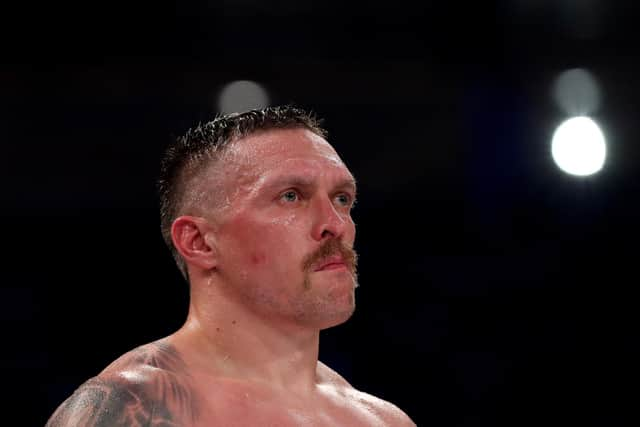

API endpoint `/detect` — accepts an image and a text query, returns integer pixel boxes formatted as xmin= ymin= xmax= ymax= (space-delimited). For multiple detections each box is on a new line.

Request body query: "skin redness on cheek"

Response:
xmin=250 ymin=252 xmax=267 ymax=265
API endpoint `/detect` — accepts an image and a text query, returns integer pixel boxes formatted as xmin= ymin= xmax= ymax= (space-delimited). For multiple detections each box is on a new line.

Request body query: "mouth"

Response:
xmin=314 ymin=257 xmax=348 ymax=272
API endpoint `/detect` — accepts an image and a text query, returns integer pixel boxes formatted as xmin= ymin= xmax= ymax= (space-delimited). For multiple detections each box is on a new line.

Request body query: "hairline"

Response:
xmin=158 ymin=105 xmax=329 ymax=282
xmin=176 ymin=125 xmax=328 ymax=217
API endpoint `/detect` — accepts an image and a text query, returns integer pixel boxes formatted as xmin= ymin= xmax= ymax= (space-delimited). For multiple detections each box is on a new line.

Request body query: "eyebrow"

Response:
xmin=335 ymin=178 xmax=358 ymax=193
xmin=263 ymin=175 xmax=357 ymax=193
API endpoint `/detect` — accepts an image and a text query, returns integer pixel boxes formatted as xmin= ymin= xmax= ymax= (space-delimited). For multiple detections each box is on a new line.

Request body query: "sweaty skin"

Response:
xmin=46 ymin=128 xmax=416 ymax=426
xmin=47 ymin=340 xmax=413 ymax=426
xmin=46 ymin=341 xmax=197 ymax=426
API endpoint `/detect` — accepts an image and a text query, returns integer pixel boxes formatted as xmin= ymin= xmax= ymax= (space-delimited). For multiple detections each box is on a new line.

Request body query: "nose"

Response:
xmin=311 ymin=196 xmax=349 ymax=242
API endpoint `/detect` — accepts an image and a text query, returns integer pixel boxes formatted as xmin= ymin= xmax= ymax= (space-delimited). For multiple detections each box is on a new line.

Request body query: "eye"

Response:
xmin=280 ymin=190 xmax=299 ymax=203
xmin=335 ymin=193 xmax=355 ymax=207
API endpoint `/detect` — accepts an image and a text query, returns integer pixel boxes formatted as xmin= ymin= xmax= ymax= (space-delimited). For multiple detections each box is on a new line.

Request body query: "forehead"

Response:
xmin=224 ymin=128 xmax=352 ymax=179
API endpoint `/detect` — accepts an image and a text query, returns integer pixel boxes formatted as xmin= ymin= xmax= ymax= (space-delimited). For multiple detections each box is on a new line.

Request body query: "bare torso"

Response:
xmin=46 ymin=340 xmax=415 ymax=426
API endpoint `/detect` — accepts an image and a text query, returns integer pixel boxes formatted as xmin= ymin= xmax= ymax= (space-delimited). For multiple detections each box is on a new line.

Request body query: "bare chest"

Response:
xmin=186 ymin=383 xmax=387 ymax=427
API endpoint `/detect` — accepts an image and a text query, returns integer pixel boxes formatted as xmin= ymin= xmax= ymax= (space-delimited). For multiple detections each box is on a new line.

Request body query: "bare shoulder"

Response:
xmin=347 ymin=387 xmax=417 ymax=427
xmin=46 ymin=340 xmax=199 ymax=427
xmin=317 ymin=361 xmax=416 ymax=426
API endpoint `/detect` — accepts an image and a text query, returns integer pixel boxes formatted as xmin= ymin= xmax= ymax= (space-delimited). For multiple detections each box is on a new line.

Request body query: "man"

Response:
xmin=46 ymin=105 xmax=416 ymax=426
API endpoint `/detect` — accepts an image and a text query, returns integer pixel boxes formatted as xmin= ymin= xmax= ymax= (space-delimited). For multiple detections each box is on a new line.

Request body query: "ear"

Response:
xmin=171 ymin=215 xmax=218 ymax=271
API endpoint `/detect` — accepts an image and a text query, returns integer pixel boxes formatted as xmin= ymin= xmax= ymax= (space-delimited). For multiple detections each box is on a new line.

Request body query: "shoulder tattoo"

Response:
xmin=46 ymin=341 xmax=198 ymax=427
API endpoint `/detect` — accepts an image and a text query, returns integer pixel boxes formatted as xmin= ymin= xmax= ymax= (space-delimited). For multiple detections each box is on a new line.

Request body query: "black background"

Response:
xmin=3 ymin=1 xmax=639 ymax=425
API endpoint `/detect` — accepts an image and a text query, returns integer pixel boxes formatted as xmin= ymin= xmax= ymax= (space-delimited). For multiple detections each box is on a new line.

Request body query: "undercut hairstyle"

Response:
xmin=157 ymin=105 xmax=328 ymax=281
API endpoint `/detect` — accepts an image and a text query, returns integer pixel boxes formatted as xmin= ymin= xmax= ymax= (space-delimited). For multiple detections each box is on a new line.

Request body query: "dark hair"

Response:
xmin=157 ymin=105 xmax=328 ymax=280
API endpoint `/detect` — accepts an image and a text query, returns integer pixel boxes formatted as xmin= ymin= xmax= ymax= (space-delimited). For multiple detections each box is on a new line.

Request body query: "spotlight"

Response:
xmin=217 ymin=80 xmax=269 ymax=114
xmin=551 ymin=116 xmax=606 ymax=177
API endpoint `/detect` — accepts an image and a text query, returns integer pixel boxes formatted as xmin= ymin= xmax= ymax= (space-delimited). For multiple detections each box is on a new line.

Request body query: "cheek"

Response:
xmin=250 ymin=252 xmax=267 ymax=265
xmin=223 ymin=211 xmax=308 ymax=269
xmin=345 ymin=218 xmax=357 ymax=243
xmin=232 ymin=221 xmax=293 ymax=265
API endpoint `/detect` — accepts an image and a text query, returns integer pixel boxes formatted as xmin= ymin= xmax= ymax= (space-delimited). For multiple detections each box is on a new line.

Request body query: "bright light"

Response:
xmin=551 ymin=116 xmax=606 ymax=176
xmin=217 ymin=80 xmax=269 ymax=114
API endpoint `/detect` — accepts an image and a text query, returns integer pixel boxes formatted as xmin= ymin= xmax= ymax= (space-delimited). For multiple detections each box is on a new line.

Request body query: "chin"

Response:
xmin=295 ymin=273 xmax=357 ymax=328
xmin=318 ymin=292 xmax=357 ymax=329
xmin=319 ymin=305 xmax=356 ymax=330
xmin=291 ymin=291 xmax=356 ymax=330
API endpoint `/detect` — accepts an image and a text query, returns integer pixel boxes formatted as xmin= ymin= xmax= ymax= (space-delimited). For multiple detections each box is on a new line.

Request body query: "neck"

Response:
xmin=169 ymin=277 xmax=322 ymax=395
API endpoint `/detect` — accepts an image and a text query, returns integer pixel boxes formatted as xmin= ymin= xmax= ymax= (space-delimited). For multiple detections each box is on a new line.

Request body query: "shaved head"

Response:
xmin=157 ymin=106 xmax=328 ymax=279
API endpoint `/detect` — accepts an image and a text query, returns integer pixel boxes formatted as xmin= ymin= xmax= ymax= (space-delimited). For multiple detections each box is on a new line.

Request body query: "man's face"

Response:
xmin=208 ymin=128 xmax=358 ymax=330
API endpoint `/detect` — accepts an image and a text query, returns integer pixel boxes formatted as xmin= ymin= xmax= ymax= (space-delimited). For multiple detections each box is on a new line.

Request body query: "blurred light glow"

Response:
xmin=217 ymin=80 xmax=269 ymax=114
xmin=552 ymin=68 xmax=601 ymax=116
xmin=551 ymin=116 xmax=606 ymax=176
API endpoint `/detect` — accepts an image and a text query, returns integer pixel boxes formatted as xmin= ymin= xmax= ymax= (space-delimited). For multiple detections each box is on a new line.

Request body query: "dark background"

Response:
xmin=3 ymin=1 xmax=639 ymax=425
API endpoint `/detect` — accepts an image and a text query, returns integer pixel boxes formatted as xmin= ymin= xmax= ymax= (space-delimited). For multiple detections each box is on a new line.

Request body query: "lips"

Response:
xmin=314 ymin=256 xmax=347 ymax=272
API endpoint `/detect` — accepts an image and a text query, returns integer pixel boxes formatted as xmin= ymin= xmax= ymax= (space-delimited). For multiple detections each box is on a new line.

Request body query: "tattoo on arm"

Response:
xmin=45 ymin=377 xmax=178 ymax=427
xmin=46 ymin=341 xmax=198 ymax=427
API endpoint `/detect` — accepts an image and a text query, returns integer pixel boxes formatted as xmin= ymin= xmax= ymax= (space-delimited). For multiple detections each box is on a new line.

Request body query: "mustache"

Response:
xmin=302 ymin=239 xmax=358 ymax=273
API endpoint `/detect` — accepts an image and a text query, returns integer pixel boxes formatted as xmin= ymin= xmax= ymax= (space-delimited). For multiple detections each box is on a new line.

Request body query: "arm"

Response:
xmin=45 ymin=376 xmax=179 ymax=427
xmin=46 ymin=341 xmax=200 ymax=426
